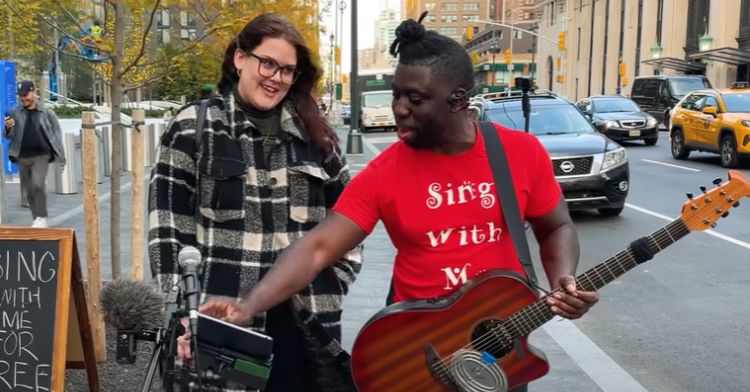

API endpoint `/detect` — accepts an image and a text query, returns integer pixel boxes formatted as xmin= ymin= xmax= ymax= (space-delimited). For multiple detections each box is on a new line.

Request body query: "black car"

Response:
xmin=630 ymin=75 xmax=712 ymax=125
xmin=576 ymin=95 xmax=659 ymax=145
xmin=470 ymin=92 xmax=629 ymax=216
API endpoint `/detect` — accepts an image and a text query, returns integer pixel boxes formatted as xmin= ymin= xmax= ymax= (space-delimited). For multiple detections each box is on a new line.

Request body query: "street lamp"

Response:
xmin=650 ymin=42 xmax=663 ymax=75
xmin=650 ymin=42 xmax=663 ymax=59
xmin=489 ymin=38 xmax=501 ymax=86
xmin=329 ymin=33 xmax=335 ymax=108
xmin=698 ymin=33 xmax=713 ymax=65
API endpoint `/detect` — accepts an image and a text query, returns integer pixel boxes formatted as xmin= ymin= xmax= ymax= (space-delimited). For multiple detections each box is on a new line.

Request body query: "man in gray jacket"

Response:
xmin=4 ymin=80 xmax=66 ymax=227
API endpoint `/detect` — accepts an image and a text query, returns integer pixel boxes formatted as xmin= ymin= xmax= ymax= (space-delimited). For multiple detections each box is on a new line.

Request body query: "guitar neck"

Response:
xmin=505 ymin=218 xmax=690 ymax=338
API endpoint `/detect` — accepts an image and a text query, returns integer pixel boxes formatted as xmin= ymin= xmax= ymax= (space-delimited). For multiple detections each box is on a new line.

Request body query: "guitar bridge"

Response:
xmin=424 ymin=344 xmax=458 ymax=391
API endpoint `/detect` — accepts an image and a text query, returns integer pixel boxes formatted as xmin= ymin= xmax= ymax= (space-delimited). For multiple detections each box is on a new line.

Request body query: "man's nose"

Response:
xmin=392 ymin=99 xmax=409 ymax=119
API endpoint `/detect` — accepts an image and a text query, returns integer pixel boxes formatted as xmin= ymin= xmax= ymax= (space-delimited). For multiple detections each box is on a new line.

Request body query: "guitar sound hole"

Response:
xmin=471 ymin=320 xmax=513 ymax=359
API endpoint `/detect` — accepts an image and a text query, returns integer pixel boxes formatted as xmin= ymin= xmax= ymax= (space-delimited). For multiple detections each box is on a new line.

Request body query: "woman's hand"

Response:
xmin=199 ymin=298 xmax=254 ymax=325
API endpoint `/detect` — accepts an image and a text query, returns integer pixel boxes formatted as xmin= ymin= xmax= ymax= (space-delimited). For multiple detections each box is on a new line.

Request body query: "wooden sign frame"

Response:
xmin=0 ymin=227 xmax=100 ymax=392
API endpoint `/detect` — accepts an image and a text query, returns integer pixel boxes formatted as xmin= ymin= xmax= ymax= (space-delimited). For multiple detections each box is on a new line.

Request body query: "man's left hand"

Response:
xmin=546 ymin=275 xmax=599 ymax=319
xmin=199 ymin=297 xmax=254 ymax=325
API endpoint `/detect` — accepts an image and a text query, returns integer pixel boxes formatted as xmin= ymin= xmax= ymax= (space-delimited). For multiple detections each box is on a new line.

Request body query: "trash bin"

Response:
xmin=55 ymin=132 xmax=80 ymax=194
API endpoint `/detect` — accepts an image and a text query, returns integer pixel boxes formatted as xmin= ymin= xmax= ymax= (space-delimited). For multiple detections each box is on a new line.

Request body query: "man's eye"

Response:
xmin=409 ymin=96 xmax=423 ymax=104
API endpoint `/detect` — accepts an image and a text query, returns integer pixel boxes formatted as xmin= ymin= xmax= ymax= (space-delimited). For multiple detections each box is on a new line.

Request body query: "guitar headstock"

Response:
xmin=680 ymin=170 xmax=750 ymax=231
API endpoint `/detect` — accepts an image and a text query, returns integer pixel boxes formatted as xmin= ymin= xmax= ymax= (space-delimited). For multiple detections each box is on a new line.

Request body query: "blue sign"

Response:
xmin=0 ymin=60 xmax=18 ymax=175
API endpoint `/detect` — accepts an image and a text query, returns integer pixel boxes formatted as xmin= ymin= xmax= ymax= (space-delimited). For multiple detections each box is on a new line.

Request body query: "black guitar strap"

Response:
xmin=478 ymin=121 xmax=539 ymax=287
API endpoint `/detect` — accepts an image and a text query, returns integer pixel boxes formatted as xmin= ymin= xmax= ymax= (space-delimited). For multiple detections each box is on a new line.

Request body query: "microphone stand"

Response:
xmin=141 ymin=288 xmax=184 ymax=392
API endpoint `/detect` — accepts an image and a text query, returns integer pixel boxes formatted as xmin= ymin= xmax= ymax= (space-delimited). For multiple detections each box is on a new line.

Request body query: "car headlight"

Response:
xmin=647 ymin=116 xmax=658 ymax=126
xmin=602 ymin=120 xmax=619 ymax=129
xmin=602 ymin=147 xmax=627 ymax=171
xmin=742 ymin=120 xmax=750 ymax=128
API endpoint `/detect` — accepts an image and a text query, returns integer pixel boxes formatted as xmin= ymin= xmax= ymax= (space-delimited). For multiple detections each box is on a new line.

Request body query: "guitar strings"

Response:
xmin=429 ymin=225 xmax=683 ymax=377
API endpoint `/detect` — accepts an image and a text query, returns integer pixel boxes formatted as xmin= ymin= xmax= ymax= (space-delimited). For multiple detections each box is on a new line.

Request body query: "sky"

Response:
xmin=319 ymin=0 xmax=384 ymax=73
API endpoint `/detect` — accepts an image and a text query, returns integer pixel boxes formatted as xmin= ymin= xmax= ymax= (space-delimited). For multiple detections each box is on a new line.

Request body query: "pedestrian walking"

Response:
xmin=149 ymin=13 xmax=360 ymax=392
xmin=4 ymin=80 xmax=66 ymax=228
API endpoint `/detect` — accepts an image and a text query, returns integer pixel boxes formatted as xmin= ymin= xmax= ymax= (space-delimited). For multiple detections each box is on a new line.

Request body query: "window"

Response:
xmin=441 ymin=2 xmax=458 ymax=11
xmin=425 ymin=2 xmax=436 ymax=10
xmin=441 ymin=15 xmax=458 ymax=23
xmin=463 ymin=15 xmax=479 ymax=22
xmin=681 ymin=94 xmax=704 ymax=111
xmin=463 ymin=2 xmax=479 ymax=11
xmin=440 ymin=27 xmax=457 ymax=35
xmin=426 ymin=15 xmax=437 ymax=22
xmin=702 ymin=96 xmax=718 ymax=110
xmin=722 ymin=93 xmax=750 ymax=112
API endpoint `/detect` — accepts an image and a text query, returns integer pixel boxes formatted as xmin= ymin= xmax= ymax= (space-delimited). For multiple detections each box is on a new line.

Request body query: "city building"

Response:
xmin=536 ymin=0 xmax=750 ymax=102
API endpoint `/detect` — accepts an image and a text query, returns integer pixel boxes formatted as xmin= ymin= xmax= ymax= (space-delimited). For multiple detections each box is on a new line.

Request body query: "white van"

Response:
xmin=360 ymin=90 xmax=395 ymax=132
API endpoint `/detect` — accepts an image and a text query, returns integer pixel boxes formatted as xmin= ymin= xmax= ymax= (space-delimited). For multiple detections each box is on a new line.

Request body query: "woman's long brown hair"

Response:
xmin=218 ymin=13 xmax=337 ymax=157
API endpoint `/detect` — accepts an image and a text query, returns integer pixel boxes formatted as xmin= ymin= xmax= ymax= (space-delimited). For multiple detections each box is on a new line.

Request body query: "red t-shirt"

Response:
xmin=333 ymin=123 xmax=561 ymax=302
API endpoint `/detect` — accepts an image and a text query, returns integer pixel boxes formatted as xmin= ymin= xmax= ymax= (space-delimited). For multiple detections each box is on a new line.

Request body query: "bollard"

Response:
xmin=122 ymin=124 xmax=134 ymax=172
xmin=101 ymin=126 xmax=111 ymax=176
xmin=346 ymin=129 xmax=364 ymax=156
xmin=145 ymin=124 xmax=156 ymax=166
xmin=55 ymin=132 xmax=80 ymax=194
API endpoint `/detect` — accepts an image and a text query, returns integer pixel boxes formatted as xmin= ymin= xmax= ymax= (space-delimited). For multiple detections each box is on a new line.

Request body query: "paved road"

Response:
xmin=4 ymin=126 xmax=748 ymax=391
xmin=340 ymin=128 xmax=750 ymax=392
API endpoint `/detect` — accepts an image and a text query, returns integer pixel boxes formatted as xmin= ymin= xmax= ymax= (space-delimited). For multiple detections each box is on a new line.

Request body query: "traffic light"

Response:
xmin=619 ymin=62 xmax=626 ymax=77
xmin=335 ymin=46 xmax=341 ymax=65
xmin=622 ymin=76 xmax=629 ymax=87
xmin=341 ymin=74 xmax=348 ymax=84
xmin=466 ymin=25 xmax=474 ymax=41
xmin=556 ymin=57 xmax=561 ymax=71
xmin=558 ymin=32 xmax=566 ymax=51
xmin=504 ymin=48 xmax=511 ymax=64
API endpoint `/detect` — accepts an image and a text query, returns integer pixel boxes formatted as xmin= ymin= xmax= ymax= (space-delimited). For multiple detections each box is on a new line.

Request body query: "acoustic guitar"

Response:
xmin=351 ymin=170 xmax=750 ymax=392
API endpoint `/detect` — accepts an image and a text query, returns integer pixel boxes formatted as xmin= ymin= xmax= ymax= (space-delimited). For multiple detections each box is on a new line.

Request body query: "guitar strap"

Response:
xmin=478 ymin=121 xmax=539 ymax=288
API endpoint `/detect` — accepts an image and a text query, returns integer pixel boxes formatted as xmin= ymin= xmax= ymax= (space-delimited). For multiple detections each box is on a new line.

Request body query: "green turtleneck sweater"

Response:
xmin=234 ymin=86 xmax=283 ymax=157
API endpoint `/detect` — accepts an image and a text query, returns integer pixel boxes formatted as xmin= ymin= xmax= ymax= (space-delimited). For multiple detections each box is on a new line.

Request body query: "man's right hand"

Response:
xmin=4 ymin=116 xmax=13 ymax=132
xmin=176 ymin=317 xmax=193 ymax=362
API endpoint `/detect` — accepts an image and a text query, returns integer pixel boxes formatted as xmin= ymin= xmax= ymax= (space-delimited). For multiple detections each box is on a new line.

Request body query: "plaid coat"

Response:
xmin=148 ymin=91 xmax=362 ymax=343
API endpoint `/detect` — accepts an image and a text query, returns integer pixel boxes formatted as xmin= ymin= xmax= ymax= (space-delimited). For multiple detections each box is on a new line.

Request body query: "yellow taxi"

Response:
xmin=669 ymin=82 xmax=750 ymax=167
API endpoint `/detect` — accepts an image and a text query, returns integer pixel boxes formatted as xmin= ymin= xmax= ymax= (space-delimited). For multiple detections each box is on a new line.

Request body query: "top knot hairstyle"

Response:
xmin=389 ymin=11 xmax=475 ymax=93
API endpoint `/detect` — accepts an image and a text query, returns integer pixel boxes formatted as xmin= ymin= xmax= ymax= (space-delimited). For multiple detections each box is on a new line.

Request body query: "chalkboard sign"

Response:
xmin=0 ymin=228 xmax=99 ymax=392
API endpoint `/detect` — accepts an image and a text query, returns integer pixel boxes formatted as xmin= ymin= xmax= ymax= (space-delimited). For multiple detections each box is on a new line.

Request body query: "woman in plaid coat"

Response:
xmin=148 ymin=13 xmax=361 ymax=391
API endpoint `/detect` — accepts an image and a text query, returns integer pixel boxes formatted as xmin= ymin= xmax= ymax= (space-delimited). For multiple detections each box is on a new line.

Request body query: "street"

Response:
xmin=2 ymin=126 xmax=749 ymax=391
xmin=340 ymin=128 xmax=750 ymax=392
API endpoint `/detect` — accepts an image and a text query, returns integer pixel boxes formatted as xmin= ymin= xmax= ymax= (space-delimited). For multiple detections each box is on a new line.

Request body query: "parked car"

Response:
xmin=471 ymin=92 xmax=630 ymax=216
xmin=342 ymin=104 xmax=351 ymax=125
xmin=669 ymin=83 xmax=750 ymax=167
xmin=630 ymin=75 xmax=711 ymax=126
xmin=576 ymin=95 xmax=659 ymax=145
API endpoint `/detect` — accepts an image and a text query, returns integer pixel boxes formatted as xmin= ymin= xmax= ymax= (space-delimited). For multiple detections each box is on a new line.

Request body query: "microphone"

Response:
xmin=100 ymin=279 xmax=164 ymax=364
xmin=178 ymin=246 xmax=202 ymax=337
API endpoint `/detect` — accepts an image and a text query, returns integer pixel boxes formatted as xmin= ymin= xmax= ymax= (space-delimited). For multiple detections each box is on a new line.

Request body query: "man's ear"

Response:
xmin=447 ymin=88 xmax=470 ymax=112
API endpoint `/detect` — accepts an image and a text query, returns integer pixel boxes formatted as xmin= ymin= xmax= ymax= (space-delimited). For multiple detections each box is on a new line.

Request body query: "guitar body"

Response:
xmin=351 ymin=270 xmax=549 ymax=392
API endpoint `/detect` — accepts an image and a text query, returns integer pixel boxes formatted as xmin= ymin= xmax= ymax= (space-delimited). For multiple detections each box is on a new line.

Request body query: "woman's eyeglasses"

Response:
xmin=246 ymin=52 xmax=300 ymax=84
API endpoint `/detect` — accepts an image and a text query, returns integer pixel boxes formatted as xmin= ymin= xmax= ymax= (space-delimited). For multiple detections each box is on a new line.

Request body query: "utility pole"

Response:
xmin=346 ymin=0 xmax=363 ymax=155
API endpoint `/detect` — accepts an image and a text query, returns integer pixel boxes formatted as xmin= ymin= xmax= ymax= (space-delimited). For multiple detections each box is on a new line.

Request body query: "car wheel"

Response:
xmin=720 ymin=134 xmax=740 ymax=168
xmin=670 ymin=129 xmax=690 ymax=159
xmin=598 ymin=206 xmax=624 ymax=217
xmin=644 ymin=136 xmax=658 ymax=146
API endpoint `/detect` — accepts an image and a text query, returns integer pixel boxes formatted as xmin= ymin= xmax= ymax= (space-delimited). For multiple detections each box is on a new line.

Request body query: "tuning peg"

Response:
xmin=710 ymin=223 xmax=717 ymax=228
xmin=734 ymin=201 xmax=740 ymax=208
xmin=722 ymin=212 xmax=730 ymax=218
xmin=713 ymin=177 xmax=722 ymax=185
xmin=700 ymin=186 xmax=708 ymax=193
xmin=686 ymin=192 xmax=694 ymax=200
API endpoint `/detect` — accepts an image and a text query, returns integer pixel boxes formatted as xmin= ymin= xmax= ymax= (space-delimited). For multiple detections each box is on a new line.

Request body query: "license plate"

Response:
xmin=629 ymin=130 xmax=641 ymax=137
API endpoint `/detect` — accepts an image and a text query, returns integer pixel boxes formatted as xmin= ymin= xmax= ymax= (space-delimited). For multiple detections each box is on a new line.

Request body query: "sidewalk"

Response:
xmin=3 ymin=128 xmax=611 ymax=391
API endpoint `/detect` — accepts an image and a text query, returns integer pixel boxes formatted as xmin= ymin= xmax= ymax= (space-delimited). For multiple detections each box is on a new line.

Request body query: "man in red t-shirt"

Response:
xmin=202 ymin=14 xmax=598 ymax=392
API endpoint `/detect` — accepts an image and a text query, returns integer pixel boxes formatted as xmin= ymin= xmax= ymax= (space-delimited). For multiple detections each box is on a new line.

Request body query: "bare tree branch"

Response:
xmin=120 ymin=0 xmax=162 ymax=78
xmin=135 ymin=20 xmax=229 ymax=69
xmin=52 ymin=1 xmax=89 ymax=35
xmin=36 ymin=37 xmax=110 ymax=83
xmin=122 ymin=73 xmax=168 ymax=92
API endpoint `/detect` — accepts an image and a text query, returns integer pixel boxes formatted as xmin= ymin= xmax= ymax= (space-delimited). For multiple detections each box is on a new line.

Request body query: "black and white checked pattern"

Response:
xmin=148 ymin=91 xmax=361 ymax=343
